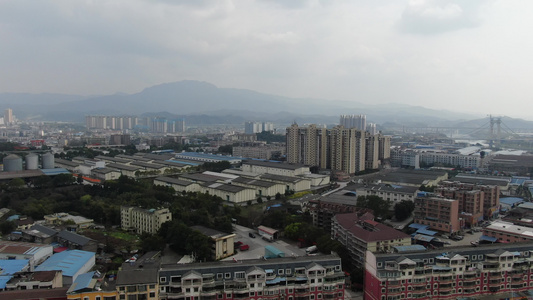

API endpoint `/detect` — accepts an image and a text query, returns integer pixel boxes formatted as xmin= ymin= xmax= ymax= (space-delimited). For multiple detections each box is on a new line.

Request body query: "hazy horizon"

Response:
xmin=1 ymin=1 xmax=532 ymax=119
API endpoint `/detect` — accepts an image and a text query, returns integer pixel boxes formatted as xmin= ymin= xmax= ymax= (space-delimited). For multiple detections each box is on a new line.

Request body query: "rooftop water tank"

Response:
xmin=3 ymin=154 xmax=23 ymax=172
xmin=25 ymin=153 xmax=38 ymax=170
xmin=42 ymin=153 xmax=55 ymax=169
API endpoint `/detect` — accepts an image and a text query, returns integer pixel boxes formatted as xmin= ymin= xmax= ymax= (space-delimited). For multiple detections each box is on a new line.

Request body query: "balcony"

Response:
xmin=387 ymin=280 xmax=401 ymax=287
xmin=438 ymin=277 xmax=454 ymax=284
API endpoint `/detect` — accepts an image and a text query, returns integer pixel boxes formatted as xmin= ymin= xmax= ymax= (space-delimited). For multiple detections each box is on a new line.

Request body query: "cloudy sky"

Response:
xmin=1 ymin=0 xmax=532 ymax=119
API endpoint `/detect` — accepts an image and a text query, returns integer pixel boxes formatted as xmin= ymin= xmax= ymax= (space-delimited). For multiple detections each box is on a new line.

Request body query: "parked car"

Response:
xmin=239 ymin=244 xmax=250 ymax=251
xmin=249 ymin=232 xmax=255 ymax=238
xmin=441 ymin=234 xmax=449 ymax=239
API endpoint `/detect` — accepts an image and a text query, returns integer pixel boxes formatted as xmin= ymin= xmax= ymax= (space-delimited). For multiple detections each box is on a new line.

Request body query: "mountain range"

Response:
xmin=0 ymin=80 xmax=531 ymax=130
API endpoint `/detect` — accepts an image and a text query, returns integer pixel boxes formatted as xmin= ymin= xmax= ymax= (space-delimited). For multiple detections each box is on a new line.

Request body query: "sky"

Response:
xmin=1 ymin=0 xmax=532 ymax=119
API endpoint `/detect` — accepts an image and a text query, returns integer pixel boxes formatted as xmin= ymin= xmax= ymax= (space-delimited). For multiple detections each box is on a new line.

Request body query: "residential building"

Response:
xmin=4 ymin=108 xmax=13 ymax=125
xmin=365 ymin=242 xmax=533 ymax=300
xmin=307 ymin=195 xmax=371 ymax=232
xmin=440 ymin=180 xmax=501 ymax=219
xmin=339 ymin=114 xmax=366 ymax=131
xmin=413 ymin=194 xmax=461 ymax=234
xmin=191 ymin=225 xmax=236 ymax=260
xmin=365 ymin=132 xmax=379 ymax=170
xmin=121 ymin=206 xmax=172 ymax=234
xmin=354 ymin=183 xmax=419 ymax=206
xmin=158 ymin=254 xmax=345 ymax=300
xmin=331 ymin=212 xmax=411 ymax=268
xmin=436 ymin=186 xmax=484 ymax=227
xmin=232 ymin=145 xmax=285 ymax=160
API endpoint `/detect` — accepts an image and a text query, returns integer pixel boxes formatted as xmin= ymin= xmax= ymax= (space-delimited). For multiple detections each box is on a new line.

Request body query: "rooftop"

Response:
xmin=333 ymin=212 xmax=411 ymax=243
xmin=243 ymin=160 xmax=308 ymax=170
xmin=0 ymin=241 xmax=51 ymax=255
xmin=35 ymin=250 xmax=95 ymax=277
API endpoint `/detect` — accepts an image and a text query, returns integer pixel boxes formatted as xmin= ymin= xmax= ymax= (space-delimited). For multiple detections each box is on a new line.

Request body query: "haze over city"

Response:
xmin=1 ymin=0 xmax=533 ymax=119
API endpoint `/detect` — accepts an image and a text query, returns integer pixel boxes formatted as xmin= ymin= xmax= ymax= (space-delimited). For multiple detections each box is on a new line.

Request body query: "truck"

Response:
xmin=305 ymin=245 xmax=318 ymax=254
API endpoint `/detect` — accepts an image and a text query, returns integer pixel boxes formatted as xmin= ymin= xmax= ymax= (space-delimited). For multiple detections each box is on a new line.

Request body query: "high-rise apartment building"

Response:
xmin=340 ymin=114 xmax=366 ymax=131
xmin=245 ymin=121 xmax=274 ymax=134
xmin=286 ymin=124 xmax=365 ymax=174
xmin=365 ymin=132 xmax=379 ymax=169
xmin=4 ymin=108 xmax=13 ymax=125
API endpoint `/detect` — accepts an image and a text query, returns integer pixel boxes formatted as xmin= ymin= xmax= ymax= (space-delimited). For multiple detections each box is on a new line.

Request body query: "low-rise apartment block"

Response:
xmin=159 ymin=254 xmax=345 ymax=300
xmin=121 ymin=206 xmax=172 ymax=234
xmin=413 ymin=194 xmax=460 ymax=234
xmin=331 ymin=212 xmax=411 ymax=268
xmin=365 ymin=242 xmax=533 ymax=300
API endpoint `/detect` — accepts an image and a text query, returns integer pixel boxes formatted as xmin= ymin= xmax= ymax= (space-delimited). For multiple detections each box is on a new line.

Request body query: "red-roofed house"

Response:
xmin=331 ymin=212 xmax=411 ymax=268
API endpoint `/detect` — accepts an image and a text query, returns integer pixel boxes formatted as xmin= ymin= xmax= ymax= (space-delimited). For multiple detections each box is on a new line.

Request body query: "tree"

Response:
xmin=355 ymin=195 xmax=391 ymax=219
xmin=218 ymin=145 xmax=233 ymax=155
xmin=394 ymin=200 xmax=415 ymax=221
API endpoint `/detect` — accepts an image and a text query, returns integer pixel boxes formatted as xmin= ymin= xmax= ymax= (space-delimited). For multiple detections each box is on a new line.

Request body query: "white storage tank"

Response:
xmin=25 ymin=153 xmax=39 ymax=170
xmin=42 ymin=152 xmax=55 ymax=169
xmin=3 ymin=154 xmax=23 ymax=172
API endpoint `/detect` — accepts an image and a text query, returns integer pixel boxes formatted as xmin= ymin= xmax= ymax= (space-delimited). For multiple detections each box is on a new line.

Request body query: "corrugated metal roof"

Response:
xmin=36 ymin=250 xmax=94 ymax=277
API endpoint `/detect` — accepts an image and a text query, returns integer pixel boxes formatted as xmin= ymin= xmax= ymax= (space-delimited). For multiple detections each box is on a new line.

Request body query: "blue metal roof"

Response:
xmin=417 ymin=228 xmax=437 ymax=236
xmin=265 ymin=245 xmax=285 ymax=258
xmin=178 ymin=152 xmax=240 ymax=161
xmin=70 ymin=272 xmax=95 ymax=292
xmin=408 ymin=223 xmax=429 ymax=230
xmin=165 ymin=160 xmax=199 ymax=166
xmin=6 ymin=215 xmax=19 ymax=221
xmin=41 ymin=168 xmax=71 ymax=176
xmin=413 ymin=234 xmax=435 ymax=242
xmin=393 ymin=245 xmax=426 ymax=252
xmin=0 ymin=260 xmax=29 ymax=289
xmin=480 ymin=235 xmax=498 ymax=243
xmin=36 ymin=250 xmax=94 ymax=277
xmin=500 ymin=197 xmax=524 ymax=206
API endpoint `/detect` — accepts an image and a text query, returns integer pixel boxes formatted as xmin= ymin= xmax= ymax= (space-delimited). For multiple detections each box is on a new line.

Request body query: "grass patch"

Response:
xmin=108 ymin=231 xmax=138 ymax=242
xmin=287 ymin=191 xmax=312 ymax=200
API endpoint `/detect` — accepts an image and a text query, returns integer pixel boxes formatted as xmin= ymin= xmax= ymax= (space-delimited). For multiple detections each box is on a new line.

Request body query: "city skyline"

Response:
xmin=1 ymin=1 xmax=533 ymax=119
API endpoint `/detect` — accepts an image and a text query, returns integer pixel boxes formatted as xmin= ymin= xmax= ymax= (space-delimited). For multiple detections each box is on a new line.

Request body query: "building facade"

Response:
xmin=413 ymin=194 xmax=461 ymax=234
xmin=121 ymin=206 xmax=172 ymax=234
xmin=159 ymin=255 xmax=346 ymax=300
xmin=365 ymin=243 xmax=533 ymax=300
xmin=331 ymin=212 xmax=411 ymax=268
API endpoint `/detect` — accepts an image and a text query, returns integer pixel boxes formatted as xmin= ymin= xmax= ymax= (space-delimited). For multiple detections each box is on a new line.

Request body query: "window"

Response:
xmin=160 ymin=277 xmax=167 ymax=283
xmin=235 ymin=272 xmax=245 ymax=279
xmin=278 ymin=269 xmax=284 ymax=275
xmin=225 ymin=273 xmax=231 ymax=279
xmin=217 ymin=273 xmax=223 ymax=279
xmin=286 ymin=268 xmax=291 ymax=275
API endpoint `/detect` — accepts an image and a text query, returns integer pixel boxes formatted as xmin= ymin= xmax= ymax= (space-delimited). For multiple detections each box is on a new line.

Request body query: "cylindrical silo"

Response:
xmin=42 ymin=152 xmax=55 ymax=169
xmin=25 ymin=153 xmax=38 ymax=170
xmin=3 ymin=154 xmax=23 ymax=172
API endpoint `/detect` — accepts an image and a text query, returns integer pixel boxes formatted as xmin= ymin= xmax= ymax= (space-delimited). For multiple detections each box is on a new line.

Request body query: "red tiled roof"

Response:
xmin=333 ymin=213 xmax=410 ymax=243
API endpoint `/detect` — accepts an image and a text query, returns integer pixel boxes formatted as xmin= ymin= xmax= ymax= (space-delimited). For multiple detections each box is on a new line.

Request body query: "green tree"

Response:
xmin=394 ymin=200 xmax=415 ymax=221
xmin=355 ymin=195 xmax=391 ymax=219
xmin=218 ymin=145 xmax=233 ymax=155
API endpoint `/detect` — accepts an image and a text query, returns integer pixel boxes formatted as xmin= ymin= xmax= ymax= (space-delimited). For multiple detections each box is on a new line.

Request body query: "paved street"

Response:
xmin=223 ymin=224 xmax=307 ymax=261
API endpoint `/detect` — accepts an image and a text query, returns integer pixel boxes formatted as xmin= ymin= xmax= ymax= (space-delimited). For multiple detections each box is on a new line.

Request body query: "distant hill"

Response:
xmin=2 ymin=80 xmax=532 ymax=130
